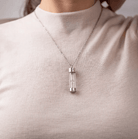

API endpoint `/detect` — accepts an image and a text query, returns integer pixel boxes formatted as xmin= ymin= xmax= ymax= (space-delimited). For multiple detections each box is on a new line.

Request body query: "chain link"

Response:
xmin=34 ymin=0 xmax=103 ymax=69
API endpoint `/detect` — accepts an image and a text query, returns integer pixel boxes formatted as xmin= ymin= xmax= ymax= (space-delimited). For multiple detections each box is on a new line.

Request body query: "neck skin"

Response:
xmin=39 ymin=0 xmax=97 ymax=13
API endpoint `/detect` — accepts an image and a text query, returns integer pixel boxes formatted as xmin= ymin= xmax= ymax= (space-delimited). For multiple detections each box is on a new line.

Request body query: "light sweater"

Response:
xmin=0 ymin=0 xmax=138 ymax=138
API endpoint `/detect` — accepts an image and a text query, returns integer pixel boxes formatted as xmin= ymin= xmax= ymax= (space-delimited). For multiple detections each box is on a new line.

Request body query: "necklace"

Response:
xmin=34 ymin=0 xmax=103 ymax=93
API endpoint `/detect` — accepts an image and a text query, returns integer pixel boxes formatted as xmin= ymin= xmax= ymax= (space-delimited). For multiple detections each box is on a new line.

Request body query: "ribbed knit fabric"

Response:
xmin=0 ymin=0 xmax=138 ymax=138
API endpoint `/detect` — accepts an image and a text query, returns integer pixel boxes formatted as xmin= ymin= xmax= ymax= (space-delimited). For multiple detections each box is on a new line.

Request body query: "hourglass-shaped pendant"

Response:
xmin=69 ymin=67 xmax=76 ymax=93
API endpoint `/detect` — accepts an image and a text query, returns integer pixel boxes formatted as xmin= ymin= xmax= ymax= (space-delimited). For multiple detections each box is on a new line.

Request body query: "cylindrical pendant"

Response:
xmin=69 ymin=67 xmax=76 ymax=93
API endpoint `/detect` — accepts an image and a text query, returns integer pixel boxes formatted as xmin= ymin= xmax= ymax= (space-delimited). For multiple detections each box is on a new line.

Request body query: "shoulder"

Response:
xmin=0 ymin=12 xmax=45 ymax=57
xmin=0 ymin=12 xmax=44 ymax=48
xmin=0 ymin=12 xmax=38 ymax=30
xmin=0 ymin=12 xmax=42 ymax=40
xmin=100 ymin=7 xmax=138 ymax=40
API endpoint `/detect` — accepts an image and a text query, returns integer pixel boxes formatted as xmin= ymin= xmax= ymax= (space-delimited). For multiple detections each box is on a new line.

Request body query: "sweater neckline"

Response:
xmin=34 ymin=0 xmax=102 ymax=34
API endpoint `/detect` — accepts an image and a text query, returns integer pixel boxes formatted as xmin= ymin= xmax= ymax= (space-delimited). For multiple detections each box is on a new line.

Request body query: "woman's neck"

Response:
xmin=39 ymin=0 xmax=97 ymax=13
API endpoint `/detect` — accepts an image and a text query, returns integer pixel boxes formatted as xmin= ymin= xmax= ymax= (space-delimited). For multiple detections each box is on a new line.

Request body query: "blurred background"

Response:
xmin=0 ymin=0 xmax=138 ymax=24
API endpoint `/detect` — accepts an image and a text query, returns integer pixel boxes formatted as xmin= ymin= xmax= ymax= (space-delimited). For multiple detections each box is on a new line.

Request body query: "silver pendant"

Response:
xmin=69 ymin=67 xmax=76 ymax=93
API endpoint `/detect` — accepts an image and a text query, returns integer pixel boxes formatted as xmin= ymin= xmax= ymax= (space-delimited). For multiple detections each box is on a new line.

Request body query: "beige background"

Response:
xmin=0 ymin=0 xmax=138 ymax=20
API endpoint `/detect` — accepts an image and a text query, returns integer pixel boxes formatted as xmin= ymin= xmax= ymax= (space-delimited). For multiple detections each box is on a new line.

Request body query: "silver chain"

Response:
xmin=34 ymin=0 xmax=103 ymax=69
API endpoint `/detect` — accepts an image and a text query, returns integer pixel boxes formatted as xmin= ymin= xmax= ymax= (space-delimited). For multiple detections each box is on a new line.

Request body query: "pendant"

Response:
xmin=69 ymin=67 xmax=76 ymax=93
